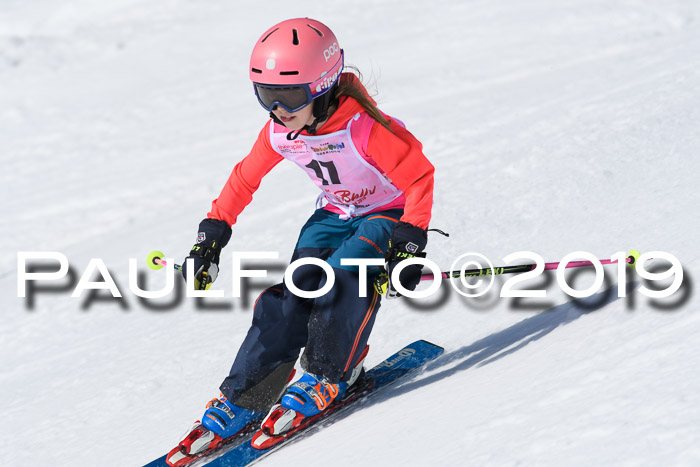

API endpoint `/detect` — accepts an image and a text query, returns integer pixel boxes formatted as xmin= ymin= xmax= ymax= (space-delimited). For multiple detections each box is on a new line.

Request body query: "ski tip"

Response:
xmin=417 ymin=339 xmax=444 ymax=351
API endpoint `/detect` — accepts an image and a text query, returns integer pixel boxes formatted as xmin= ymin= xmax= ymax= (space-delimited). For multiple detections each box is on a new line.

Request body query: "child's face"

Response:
xmin=271 ymin=103 xmax=315 ymax=131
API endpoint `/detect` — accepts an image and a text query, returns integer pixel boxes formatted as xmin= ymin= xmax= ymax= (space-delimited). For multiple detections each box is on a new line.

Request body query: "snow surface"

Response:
xmin=2 ymin=1 xmax=699 ymax=466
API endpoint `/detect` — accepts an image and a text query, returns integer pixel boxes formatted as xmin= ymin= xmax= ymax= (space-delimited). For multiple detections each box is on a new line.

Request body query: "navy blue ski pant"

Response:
xmin=219 ymin=208 xmax=402 ymax=411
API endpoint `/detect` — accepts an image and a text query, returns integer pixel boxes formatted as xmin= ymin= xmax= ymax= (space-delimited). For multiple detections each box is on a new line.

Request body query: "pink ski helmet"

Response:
xmin=250 ymin=18 xmax=344 ymax=114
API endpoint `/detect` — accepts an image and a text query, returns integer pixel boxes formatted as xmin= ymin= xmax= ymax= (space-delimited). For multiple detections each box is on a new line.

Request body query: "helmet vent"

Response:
xmin=261 ymin=28 xmax=279 ymax=43
xmin=292 ymin=29 xmax=299 ymax=45
xmin=280 ymin=71 xmax=299 ymax=75
xmin=251 ymin=68 xmax=262 ymax=74
xmin=307 ymin=24 xmax=323 ymax=36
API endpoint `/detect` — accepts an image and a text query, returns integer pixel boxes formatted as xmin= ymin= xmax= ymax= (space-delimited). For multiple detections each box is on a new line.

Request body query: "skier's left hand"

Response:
xmin=182 ymin=218 xmax=232 ymax=290
xmin=384 ymin=221 xmax=428 ymax=298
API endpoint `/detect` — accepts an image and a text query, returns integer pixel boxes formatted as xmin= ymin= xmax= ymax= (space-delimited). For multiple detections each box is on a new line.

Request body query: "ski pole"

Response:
xmin=422 ymin=250 xmax=641 ymax=282
xmin=147 ymin=249 xmax=643 ymax=295
xmin=374 ymin=250 xmax=642 ymax=295
xmin=146 ymin=251 xmax=182 ymax=271
xmin=146 ymin=251 xmax=218 ymax=290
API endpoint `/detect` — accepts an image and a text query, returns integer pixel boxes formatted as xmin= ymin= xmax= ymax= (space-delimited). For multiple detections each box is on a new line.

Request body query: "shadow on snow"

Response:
xmin=292 ymin=283 xmax=632 ymax=442
xmin=375 ymin=282 xmax=633 ymax=404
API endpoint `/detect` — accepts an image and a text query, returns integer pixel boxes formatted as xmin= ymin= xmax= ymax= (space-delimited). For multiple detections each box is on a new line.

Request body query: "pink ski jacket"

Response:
xmin=208 ymin=73 xmax=434 ymax=230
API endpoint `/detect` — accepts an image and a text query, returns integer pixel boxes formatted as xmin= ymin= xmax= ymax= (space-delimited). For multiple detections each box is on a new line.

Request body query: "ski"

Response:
xmin=144 ymin=340 xmax=443 ymax=467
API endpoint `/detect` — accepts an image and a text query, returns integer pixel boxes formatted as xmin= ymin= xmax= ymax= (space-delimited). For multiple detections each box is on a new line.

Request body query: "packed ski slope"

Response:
xmin=1 ymin=1 xmax=699 ymax=466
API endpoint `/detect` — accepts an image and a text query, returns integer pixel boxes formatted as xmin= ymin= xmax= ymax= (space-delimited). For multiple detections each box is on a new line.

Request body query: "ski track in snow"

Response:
xmin=1 ymin=1 xmax=699 ymax=466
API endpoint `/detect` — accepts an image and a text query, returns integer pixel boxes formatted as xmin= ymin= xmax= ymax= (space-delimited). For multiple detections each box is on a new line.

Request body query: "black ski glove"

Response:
xmin=182 ymin=218 xmax=232 ymax=290
xmin=385 ymin=221 xmax=428 ymax=298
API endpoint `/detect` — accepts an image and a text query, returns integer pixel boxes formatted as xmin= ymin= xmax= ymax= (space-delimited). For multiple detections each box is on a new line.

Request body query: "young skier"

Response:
xmin=169 ymin=17 xmax=434 ymax=462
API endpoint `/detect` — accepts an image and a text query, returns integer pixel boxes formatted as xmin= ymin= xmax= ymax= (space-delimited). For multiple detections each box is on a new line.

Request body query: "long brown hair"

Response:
xmin=334 ymin=67 xmax=392 ymax=131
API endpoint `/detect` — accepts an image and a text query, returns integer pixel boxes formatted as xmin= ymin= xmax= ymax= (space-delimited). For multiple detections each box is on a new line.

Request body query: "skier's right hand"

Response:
xmin=182 ymin=218 xmax=232 ymax=290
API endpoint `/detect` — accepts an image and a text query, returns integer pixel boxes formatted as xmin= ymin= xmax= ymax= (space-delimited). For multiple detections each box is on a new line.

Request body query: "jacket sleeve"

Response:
xmin=207 ymin=122 xmax=283 ymax=226
xmin=365 ymin=118 xmax=434 ymax=230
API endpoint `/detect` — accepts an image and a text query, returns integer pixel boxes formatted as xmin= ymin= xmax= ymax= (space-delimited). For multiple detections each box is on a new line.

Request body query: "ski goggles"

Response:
xmin=253 ymin=50 xmax=344 ymax=113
